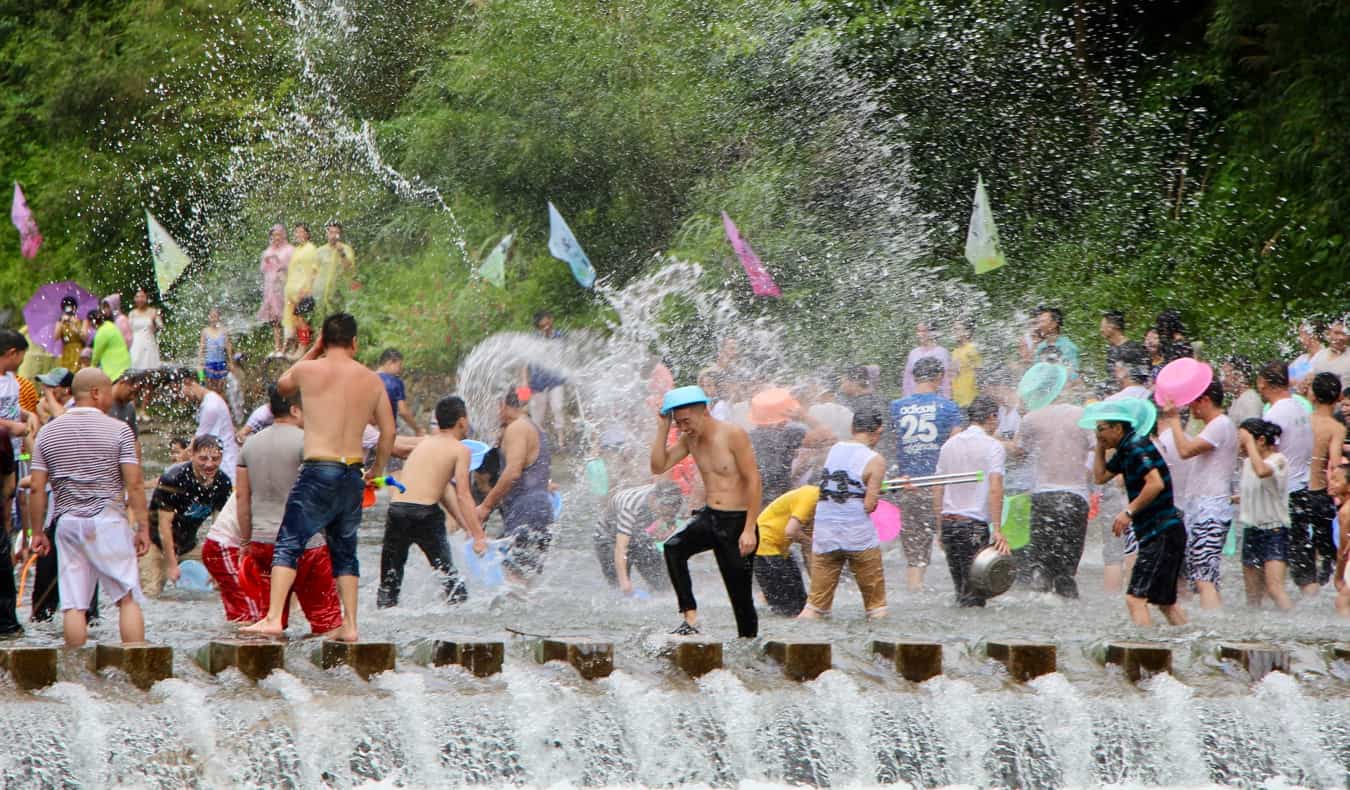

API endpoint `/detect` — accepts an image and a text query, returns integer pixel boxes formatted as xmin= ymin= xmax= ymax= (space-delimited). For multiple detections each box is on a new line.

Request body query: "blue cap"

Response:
xmin=660 ymin=385 xmax=710 ymax=416
xmin=463 ymin=439 xmax=490 ymax=471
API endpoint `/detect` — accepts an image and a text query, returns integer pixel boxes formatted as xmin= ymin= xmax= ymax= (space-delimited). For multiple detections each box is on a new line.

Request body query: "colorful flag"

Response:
xmin=479 ymin=232 xmax=513 ymax=288
xmin=964 ymin=175 xmax=1006 ymax=274
xmin=547 ymin=202 xmax=596 ymax=289
xmin=721 ymin=212 xmax=780 ymax=297
xmin=145 ymin=209 xmax=192 ymax=295
xmin=10 ymin=183 xmax=42 ymax=260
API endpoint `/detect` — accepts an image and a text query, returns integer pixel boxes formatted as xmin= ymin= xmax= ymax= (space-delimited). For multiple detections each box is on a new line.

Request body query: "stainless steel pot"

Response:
xmin=968 ymin=546 xmax=1015 ymax=597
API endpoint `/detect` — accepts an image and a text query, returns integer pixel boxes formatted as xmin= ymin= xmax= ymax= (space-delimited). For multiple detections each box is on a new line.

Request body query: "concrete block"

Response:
xmin=533 ymin=638 xmax=613 ymax=680
xmin=197 ymin=640 xmax=285 ymax=680
xmin=1330 ymin=644 xmax=1350 ymax=661
xmin=0 ymin=646 xmax=59 ymax=690
xmin=986 ymin=640 xmax=1056 ymax=682
xmin=1103 ymin=641 xmax=1172 ymax=681
xmin=666 ymin=639 xmax=722 ymax=677
xmin=95 ymin=643 xmax=173 ymax=690
xmin=870 ymin=640 xmax=943 ymax=683
xmin=318 ymin=641 xmax=395 ymax=680
xmin=413 ymin=639 xmax=504 ymax=677
xmin=764 ymin=641 xmax=831 ymax=681
xmin=1217 ymin=642 xmax=1289 ymax=680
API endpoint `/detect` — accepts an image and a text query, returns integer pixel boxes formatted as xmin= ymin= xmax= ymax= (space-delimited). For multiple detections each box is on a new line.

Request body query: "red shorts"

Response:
xmin=202 ymin=539 xmax=262 ymax=623
xmin=244 ymin=542 xmax=343 ymax=633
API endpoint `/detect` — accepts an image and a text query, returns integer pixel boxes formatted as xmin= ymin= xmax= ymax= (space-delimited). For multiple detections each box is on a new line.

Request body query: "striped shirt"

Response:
xmin=32 ymin=407 xmax=138 ymax=519
xmin=599 ymin=484 xmax=655 ymax=538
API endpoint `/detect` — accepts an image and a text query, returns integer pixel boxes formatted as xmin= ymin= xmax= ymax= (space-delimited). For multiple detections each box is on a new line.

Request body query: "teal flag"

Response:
xmin=479 ymin=232 xmax=513 ymax=288
xmin=547 ymin=202 xmax=596 ymax=288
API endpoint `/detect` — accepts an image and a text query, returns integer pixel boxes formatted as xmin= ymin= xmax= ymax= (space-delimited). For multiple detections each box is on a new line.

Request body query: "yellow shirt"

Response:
xmin=756 ymin=485 xmax=820 ymax=557
xmin=314 ymin=242 xmax=355 ymax=305
xmin=285 ymin=242 xmax=319 ymax=302
xmin=952 ymin=341 xmax=981 ymax=406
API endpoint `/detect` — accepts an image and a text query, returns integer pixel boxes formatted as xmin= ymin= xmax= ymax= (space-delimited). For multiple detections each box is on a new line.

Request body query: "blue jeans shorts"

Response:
xmin=273 ymin=461 xmax=364 ymax=577
xmin=1241 ymin=526 xmax=1290 ymax=568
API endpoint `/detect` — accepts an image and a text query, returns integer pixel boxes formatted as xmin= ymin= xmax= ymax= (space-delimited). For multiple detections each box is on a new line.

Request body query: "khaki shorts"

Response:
xmin=898 ymin=490 xmax=937 ymax=567
xmin=804 ymin=546 xmax=887 ymax=617
xmin=139 ymin=543 xmax=203 ymax=598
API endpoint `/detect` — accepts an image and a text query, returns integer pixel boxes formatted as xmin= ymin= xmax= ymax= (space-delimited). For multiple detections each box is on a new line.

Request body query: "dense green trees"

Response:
xmin=1 ymin=0 xmax=1345 ymax=370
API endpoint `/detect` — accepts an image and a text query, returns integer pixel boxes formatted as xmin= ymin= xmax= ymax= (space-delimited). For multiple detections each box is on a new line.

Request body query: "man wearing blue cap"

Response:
xmin=652 ymin=385 xmax=762 ymax=637
xmin=377 ymin=396 xmax=487 ymax=608
xmin=1091 ymin=401 xmax=1189 ymax=626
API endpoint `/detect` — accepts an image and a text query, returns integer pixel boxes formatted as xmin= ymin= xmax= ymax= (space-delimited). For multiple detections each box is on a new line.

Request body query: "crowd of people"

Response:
xmin=2 ymin=288 xmax=1349 ymax=648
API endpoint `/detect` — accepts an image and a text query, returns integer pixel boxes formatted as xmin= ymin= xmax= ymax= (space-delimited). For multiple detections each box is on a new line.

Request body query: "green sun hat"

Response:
xmin=1017 ymin=362 xmax=1069 ymax=412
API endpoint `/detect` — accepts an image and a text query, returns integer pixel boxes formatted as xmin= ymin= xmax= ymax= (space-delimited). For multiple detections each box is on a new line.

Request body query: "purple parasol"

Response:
xmin=23 ymin=281 xmax=100 ymax=356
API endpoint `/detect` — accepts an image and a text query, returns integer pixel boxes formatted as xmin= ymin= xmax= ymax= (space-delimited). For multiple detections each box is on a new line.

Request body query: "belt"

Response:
xmin=304 ymin=456 xmax=364 ymax=467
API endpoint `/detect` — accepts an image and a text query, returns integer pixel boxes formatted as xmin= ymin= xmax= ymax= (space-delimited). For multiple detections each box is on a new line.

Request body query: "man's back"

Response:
xmin=1310 ymin=412 xmax=1345 ymax=491
xmin=33 ymin=407 xmax=136 ymax=518
xmin=889 ymin=392 xmax=962 ymax=476
xmin=240 ymin=423 xmax=304 ymax=542
xmin=1018 ymin=403 xmax=1092 ymax=494
xmin=397 ymin=432 xmax=462 ymax=506
xmin=294 ymin=355 xmax=384 ymax=459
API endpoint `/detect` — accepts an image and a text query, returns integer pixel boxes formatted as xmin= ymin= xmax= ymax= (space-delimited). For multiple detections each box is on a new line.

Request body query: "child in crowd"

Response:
xmin=1237 ymin=418 xmax=1293 ymax=610
xmin=292 ymin=297 xmax=316 ymax=352
xmin=197 ymin=307 xmax=233 ymax=395
xmin=1326 ymin=460 xmax=1350 ymax=617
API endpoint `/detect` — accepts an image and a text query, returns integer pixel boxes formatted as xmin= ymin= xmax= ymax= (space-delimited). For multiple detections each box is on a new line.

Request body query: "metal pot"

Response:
xmin=968 ymin=546 xmax=1015 ymax=598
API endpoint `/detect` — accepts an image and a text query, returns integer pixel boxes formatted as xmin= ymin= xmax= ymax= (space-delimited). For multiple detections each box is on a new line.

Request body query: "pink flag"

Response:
xmin=11 ymin=183 xmax=42 ymax=260
xmin=722 ymin=211 xmax=780 ymax=297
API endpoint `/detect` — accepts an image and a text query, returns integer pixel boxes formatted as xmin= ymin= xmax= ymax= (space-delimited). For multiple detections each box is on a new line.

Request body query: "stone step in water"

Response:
xmin=533 ymin=638 xmax=613 ymax=680
xmin=412 ymin=639 xmax=504 ymax=677
xmin=317 ymin=641 xmax=396 ymax=680
xmin=1102 ymin=641 xmax=1172 ymax=682
xmin=764 ymin=641 xmax=831 ymax=681
xmin=664 ymin=638 xmax=722 ymax=677
xmin=1331 ymin=644 xmax=1349 ymax=662
xmin=197 ymin=640 xmax=285 ymax=681
xmin=94 ymin=644 xmax=173 ymax=690
xmin=1217 ymin=642 xmax=1289 ymax=680
xmin=870 ymin=640 xmax=943 ymax=682
xmin=986 ymin=640 xmax=1056 ymax=682
xmin=0 ymin=646 xmax=59 ymax=690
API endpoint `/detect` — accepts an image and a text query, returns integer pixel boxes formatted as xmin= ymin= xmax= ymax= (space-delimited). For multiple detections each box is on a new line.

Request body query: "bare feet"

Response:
xmin=241 ymin=619 xmax=284 ymax=637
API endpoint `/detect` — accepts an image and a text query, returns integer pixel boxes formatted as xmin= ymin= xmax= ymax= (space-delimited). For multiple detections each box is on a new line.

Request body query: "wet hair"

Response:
xmin=1156 ymin=309 xmax=1187 ymax=338
xmin=1102 ymin=310 xmax=1126 ymax=332
xmin=1037 ymin=306 xmax=1063 ymax=329
xmin=843 ymin=365 xmax=869 ymax=384
xmin=1239 ymin=418 xmax=1282 ymax=446
xmin=503 ymin=389 xmax=523 ymax=409
xmin=190 ymin=434 xmax=222 ymax=454
xmin=1225 ymin=355 xmax=1254 ymax=384
xmin=1311 ymin=372 xmax=1342 ymax=405
xmin=320 ymin=312 xmax=358 ymax=347
xmin=1197 ymin=380 xmax=1225 ymax=408
xmin=86 ymin=309 xmax=103 ymax=326
xmin=378 ymin=348 xmax=403 ymax=366
xmin=326 ymin=221 xmax=343 ymax=231
xmin=435 ymin=395 xmax=467 ymax=429
xmin=169 ymin=436 xmax=190 ymax=452
xmin=293 ymin=222 xmax=310 ymax=235
xmin=478 ymin=447 xmax=502 ymax=488
xmin=1257 ymin=360 xmax=1289 ymax=389
xmin=533 ymin=310 xmax=553 ymax=327
xmin=1117 ymin=348 xmax=1152 ymax=384
xmin=967 ymin=394 xmax=1000 ymax=425
xmin=0 ymin=329 xmax=28 ymax=356
xmin=61 ymin=295 xmax=78 ymax=310
xmin=1102 ymin=420 xmax=1131 ymax=433
xmin=295 ymin=296 xmax=316 ymax=317
xmin=268 ymin=384 xmax=299 ymax=417
xmin=851 ymin=406 xmax=885 ymax=434
xmin=912 ymin=357 xmax=944 ymax=383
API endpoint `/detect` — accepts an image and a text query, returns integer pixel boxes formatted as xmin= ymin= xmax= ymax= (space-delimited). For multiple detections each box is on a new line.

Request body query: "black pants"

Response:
xmin=30 ymin=522 xmax=99 ymax=624
xmin=593 ymin=533 xmax=669 ymax=591
xmin=1289 ymin=488 xmax=1336 ymax=587
xmin=940 ymin=517 xmax=991 ymax=607
xmin=754 ymin=553 xmax=807 ymax=616
xmin=377 ymin=502 xmax=466 ymax=608
xmin=0 ymin=523 xmax=19 ymax=634
xmin=664 ymin=508 xmax=758 ymax=637
xmin=1021 ymin=491 xmax=1088 ymax=598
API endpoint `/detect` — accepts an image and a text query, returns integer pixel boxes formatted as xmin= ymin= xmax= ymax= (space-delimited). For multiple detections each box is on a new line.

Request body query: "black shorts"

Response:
xmin=1289 ymin=488 xmax=1337 ymax=587
xmin=1127 ymin=524 xmax=1185 ymax=606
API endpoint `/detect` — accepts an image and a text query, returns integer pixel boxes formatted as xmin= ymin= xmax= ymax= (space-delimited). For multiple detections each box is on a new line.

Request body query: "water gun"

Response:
xmin=362 ymin=475 xmax=406 ymax=507
xmin=880 ymin=471 xmax=984 ymax=492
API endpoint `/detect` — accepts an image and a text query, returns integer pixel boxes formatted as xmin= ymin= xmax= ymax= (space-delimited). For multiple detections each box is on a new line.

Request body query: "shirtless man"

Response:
xmin=377 ymin=396 xmax=487 ymax=608
xmin=475 ymin=391 xmax=553 ymax=585
xmin=1299 ymin=372 xmax=1345 ymax=595
xmin=244 ymin=313 xmax=394 ymax=641
xmin=650 ymin=386 xmax=762 ymax=637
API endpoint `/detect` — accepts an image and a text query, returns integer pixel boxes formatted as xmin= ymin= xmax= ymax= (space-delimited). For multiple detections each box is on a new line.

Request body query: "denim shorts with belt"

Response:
xmin=273 ymin=460 xmax=364 ymax=577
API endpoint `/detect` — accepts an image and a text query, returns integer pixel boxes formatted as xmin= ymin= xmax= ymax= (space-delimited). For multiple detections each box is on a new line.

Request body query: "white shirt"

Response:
xmin=1265 ymin=396 xmax=1312 ymax=492
xmin=1186 ymin=414 xmax=1238 ymax=500
xmin=813 ymin=441 xmax=881 ymax=553
xmin=204 ymin=492 xmax=241 ymax=548
xmin=1154 ymin=430 xmax=1189 ymax=505
xmin=936 ymin=425 xmax=1006 ymax=521
xmin=196 ymin=390 xmax=240 ymax=482
xmin=1239 ymin=453 xmax=1289 ymax=528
